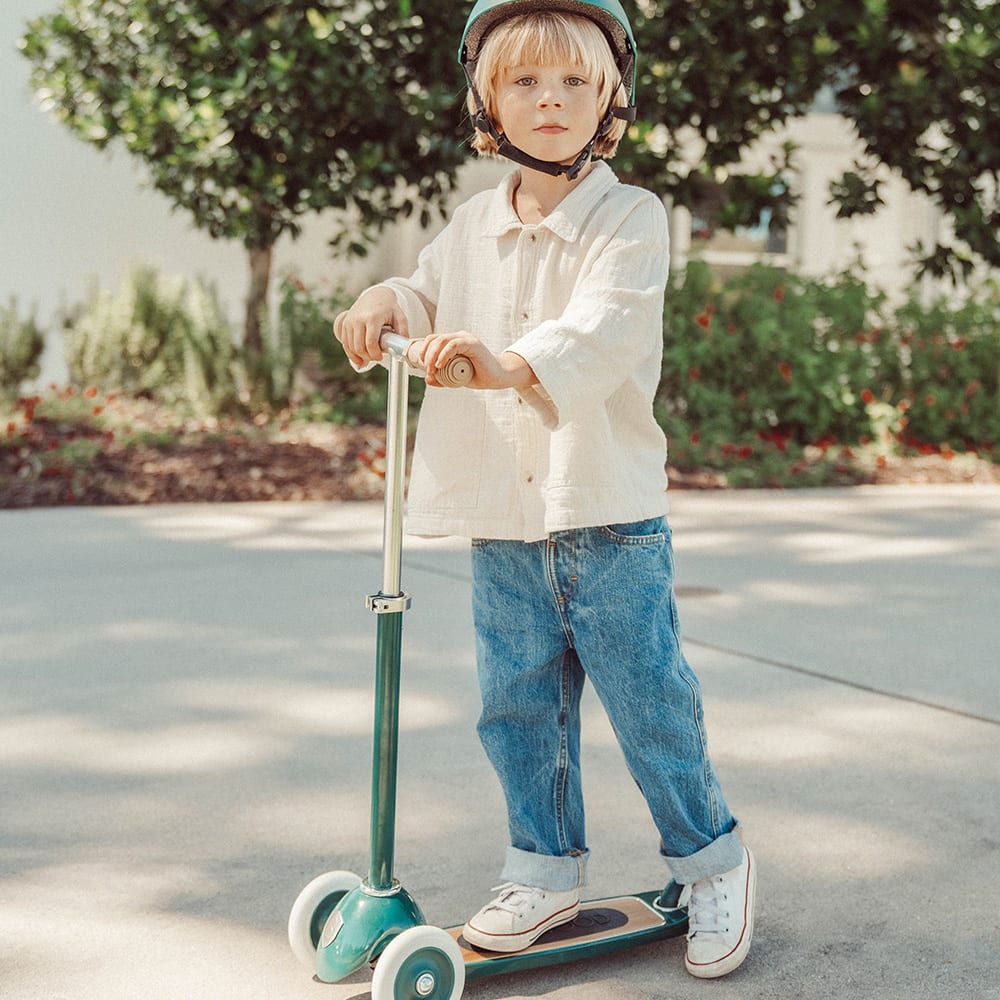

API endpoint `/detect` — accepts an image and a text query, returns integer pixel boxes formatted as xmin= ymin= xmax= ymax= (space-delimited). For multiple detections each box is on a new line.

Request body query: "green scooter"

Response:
xmin=287 ymin=331 xmax=686 ymax=999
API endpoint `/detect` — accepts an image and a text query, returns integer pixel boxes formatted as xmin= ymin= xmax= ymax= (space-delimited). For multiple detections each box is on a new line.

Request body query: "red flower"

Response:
xmin=738 ymin=445 xmax=753 ymax=460
xmin=85 ymin=386 xmax=98 ymax=399
xmin=694 ymin=312 xmax=712 ymax=329
xmin=778 ymin=362 xmax=793 ymax=384
xmin=861 ymin=389 xmax=875 ymax=404
xmin=689 ymin=367 xmax=701 ymax=382
xmin=690 ymin=431 xmax=701 ymax=445
xmin=773 ymin=287 xmax=786 ymax=303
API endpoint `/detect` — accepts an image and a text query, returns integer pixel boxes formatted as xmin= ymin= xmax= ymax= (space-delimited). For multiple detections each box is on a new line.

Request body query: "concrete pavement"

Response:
xmin=2 ymin=486 xmax=998 ymax=1000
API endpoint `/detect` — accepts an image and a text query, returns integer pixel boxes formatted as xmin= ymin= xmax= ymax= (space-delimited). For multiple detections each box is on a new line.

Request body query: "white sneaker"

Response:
xmin=462 ymin=883 xmax=580 ymax=953
xmin=682 ymin=845 xmax=756 ymax=979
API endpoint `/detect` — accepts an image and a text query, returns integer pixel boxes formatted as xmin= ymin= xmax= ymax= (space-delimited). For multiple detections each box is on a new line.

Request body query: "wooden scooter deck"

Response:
xmin=449 ymin=888 xmax=688 ymax=980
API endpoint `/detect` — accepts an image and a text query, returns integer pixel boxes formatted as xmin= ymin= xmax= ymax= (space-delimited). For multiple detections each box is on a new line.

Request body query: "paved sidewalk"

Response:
xmin=2 ymin=486 xmax=998 ymax=1000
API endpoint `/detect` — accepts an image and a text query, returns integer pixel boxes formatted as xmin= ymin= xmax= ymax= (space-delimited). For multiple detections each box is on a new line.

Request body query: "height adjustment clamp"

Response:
xmin=366 ymin=592 xmax=411 ymax=614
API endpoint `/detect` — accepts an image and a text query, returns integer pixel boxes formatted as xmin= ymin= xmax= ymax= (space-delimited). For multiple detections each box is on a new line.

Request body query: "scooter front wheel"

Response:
xmin=371 ymin=924 xmax=465 ymax=1000
xmin=287 ymin=870 xmax=362 ymax=969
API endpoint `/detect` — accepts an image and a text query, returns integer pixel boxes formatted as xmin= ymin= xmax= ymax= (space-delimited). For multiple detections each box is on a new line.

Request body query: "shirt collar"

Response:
xmin=484 ymin=161 xmax=618 ymax=241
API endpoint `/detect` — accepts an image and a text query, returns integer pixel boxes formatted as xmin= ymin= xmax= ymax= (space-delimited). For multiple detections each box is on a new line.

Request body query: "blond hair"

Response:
xmin=467 ymin=12 xmax=629 ymax=160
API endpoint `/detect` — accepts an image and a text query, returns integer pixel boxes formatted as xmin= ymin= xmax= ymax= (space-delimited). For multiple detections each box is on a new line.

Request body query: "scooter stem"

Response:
xmin=365 ymin=332 xmax=474 ymax=891
xmin=365 ymin=343 xmax=410 ymax=891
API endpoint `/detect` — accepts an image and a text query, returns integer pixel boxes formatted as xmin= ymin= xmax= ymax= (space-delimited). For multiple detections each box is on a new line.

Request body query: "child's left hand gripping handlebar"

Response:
xmin=378 ymin=329 xmax=474 ymax=388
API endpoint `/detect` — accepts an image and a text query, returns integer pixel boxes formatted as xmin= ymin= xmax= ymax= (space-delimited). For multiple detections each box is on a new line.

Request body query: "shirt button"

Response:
xmin=529 ymin=234 xmax=537 ymax=242
xmin=526 ymin=474 xmax=534 ymax=483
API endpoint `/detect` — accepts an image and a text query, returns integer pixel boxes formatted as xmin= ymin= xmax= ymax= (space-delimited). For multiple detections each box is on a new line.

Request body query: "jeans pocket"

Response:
xmin=598 ymin=516 xmax=669 ymax=546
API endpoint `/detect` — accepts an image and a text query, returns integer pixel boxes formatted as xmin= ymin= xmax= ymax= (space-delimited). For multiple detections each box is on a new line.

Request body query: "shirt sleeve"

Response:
xmin=379 ymin=214 xmax=456 ymax=340
xmin=345 ymin=218 xmax=449 ymax=375
xmin=509 ymin=193 xmax=670 ymax=429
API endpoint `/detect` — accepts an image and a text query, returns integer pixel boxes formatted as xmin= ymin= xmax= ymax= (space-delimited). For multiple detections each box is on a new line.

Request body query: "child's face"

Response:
xmin=495 ymin=61 xmax=602 ymax=169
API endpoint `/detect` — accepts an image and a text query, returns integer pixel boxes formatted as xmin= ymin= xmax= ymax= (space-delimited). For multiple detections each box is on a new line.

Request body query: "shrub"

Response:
xmin=63 ymin=266 xmax=241 ymax=417
xmin=658 ymin=261 xmax=891 ymax=476
xmin=886 ymin=281 xmax=1000 ymax=455
xmin=0 ymin=298 xmax=45 ymax=395
xmin=277 ymin=275 xmax=423 ymax=422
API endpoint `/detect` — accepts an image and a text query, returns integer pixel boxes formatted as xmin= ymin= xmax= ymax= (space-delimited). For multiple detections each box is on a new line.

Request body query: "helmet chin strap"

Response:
xmin=465 ymin=69 xmax=635 ymax=181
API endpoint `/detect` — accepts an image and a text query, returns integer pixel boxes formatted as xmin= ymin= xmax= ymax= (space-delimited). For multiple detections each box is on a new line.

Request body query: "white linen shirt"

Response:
xmin=381 ymin=160 xmax=671 ymax=542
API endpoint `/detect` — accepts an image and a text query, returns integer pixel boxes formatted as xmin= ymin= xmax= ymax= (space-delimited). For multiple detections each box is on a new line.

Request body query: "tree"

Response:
xmin=620 ymin=0 xmax=1000 ymax=281
xmin=19 ymin=0 xmax=999 ymax=340
xmin=19 ymin=0 xmax=470 ymax=384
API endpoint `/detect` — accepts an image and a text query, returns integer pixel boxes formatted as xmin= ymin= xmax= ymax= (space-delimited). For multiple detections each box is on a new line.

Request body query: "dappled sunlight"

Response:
xmin=788 ymin=530 xmax=963 ymax=563
xmin=708 ymin=688 xmax=995 ymax=771
xmin=0 ymin=712 xmax=285 ymax=774
xmin=2 ymin=618 xmax=308 ymax=663
xmin=170 ymin=678 xmax=460 ymax=734
xmin=749 ymin=809 xmax=931 ymax=878
xmin=1 ymin=677 xmax=462 ymax=777
xmin=745 ymin=579 xmax=869 ymax=607
xmin=108 ymin=502 xmax=470 ymax=555
xmin=240 ymin=788 xmax=372 ymax=856
xmin=0 ymin=862 xmax=302 ymax=1000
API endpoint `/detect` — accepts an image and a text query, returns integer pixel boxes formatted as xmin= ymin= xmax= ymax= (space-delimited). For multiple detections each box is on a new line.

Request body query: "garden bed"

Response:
xmin=2 ymin=389 xmax=996 ymax=509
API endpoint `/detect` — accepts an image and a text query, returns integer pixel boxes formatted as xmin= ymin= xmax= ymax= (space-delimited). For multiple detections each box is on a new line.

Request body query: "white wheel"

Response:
xmin=372 ymin=925 xmax=465 ymax=1000
xmin=287 ymin=870 xmax=361 ymax=970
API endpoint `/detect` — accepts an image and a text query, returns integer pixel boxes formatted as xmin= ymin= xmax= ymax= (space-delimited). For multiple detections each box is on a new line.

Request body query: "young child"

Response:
xmin=334 ymin=0 xmax=756 ymax=980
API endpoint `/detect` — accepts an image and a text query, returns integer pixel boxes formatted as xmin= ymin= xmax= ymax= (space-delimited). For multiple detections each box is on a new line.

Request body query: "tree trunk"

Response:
xmin=243 ymin=244 xmax=274 ymax=406
xmin=244 ymin=244 xmax=273 ymax=360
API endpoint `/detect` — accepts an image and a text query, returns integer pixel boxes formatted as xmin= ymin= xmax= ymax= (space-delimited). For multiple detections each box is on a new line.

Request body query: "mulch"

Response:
xmin=3 ymin=420 xmax=997 ymax=510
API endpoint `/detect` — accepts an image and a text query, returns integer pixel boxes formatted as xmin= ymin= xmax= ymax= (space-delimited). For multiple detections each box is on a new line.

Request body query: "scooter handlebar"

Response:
xmin=379 ymin=330 xmax=474 ymax=389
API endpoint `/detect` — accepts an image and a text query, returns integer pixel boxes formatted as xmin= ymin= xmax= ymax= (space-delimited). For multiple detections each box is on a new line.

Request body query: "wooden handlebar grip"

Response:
xmin=436 ymin=356 xmax=474 ymax=388
xmin=387 ymin=332 xmax=473 ymax=387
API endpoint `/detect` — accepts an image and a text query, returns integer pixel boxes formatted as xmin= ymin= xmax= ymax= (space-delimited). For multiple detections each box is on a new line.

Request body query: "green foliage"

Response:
xmin=19 ymin=1 xmax=469 ymax=255
xmin=658 ymin=261 xmax=998 ymax=484
xmin=620 ymin=0 xmax=1000 ymax=278
xmin=19 ymin=1 xmax=471 ymax=371
xmin=0 ymin=298 xmax=46 ymax=394
xmin=19 ymin=0 xmax=998 ymax=290
xmin=276 ymin=275 xmax=423 ymax=423
xmin=63 ymin=266 xmax=241 ymax=417
xmin=889 ymin=282 xmax=1000 ymax=452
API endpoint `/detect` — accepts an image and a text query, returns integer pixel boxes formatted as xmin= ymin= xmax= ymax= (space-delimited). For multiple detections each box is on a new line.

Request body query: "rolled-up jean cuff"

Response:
xmin=663 ymin=824 xmax=745 ymax=884
xmin=501 ymin=846 xmax=589 ymax=891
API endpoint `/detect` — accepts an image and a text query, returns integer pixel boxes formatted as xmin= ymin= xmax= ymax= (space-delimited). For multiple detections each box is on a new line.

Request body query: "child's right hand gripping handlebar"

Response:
xmin=378 ymin=329 xmax=474 ymax=389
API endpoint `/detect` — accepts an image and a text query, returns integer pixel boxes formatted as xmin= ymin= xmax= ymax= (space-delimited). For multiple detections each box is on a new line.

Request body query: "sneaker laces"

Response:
xmin=485 ymin=883 xmax=544 ymax=915
xmin=682 ymin=876 xmax=731 ymax=939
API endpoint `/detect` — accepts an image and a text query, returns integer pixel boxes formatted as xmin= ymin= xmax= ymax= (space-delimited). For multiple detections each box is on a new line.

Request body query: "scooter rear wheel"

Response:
xmin=287 ymin=870 xmax=362 ymax=969
xmin=371 ymin=924 xmax=465 ymax=1000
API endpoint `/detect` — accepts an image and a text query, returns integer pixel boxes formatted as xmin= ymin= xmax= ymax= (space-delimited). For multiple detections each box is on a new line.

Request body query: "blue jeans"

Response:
xmin=470 ymin=517 xmax=743 ymax=890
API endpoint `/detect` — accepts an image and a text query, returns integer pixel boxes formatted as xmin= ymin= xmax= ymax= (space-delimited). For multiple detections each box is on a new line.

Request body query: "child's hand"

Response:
xmin=333 ymin=287 xmax=408 ymax=367
xmin=418 ymin=333 xmax=538 ymax=391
